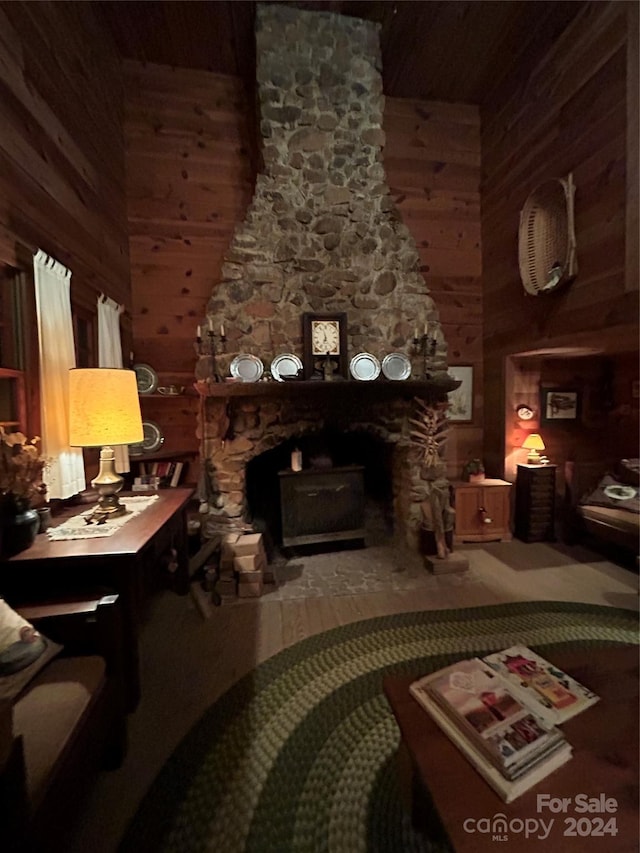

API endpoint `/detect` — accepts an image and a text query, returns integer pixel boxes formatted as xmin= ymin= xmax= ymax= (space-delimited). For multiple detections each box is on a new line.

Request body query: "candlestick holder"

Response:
xmin=412 ymin=333 xmax=437 ymax=378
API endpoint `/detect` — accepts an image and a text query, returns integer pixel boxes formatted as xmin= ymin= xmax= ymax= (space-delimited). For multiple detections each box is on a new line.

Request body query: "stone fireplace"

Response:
xmin=196 ymin=4 xmax=454 ymax=550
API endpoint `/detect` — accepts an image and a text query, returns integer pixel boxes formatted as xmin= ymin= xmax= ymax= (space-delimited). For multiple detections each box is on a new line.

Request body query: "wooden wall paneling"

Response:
xmin=0 ymin=159 xmax=127 ymax=303
xmin=0 ymin=6 xmax=124 ymax=176
xmin=125 ymin=61 xmax=254 ymax=460
xmin=126 ymin=63 xmax=482 ymax=481
xmin=481 ymin=2 xmax=627 ymax=170
xmin=483 ymin=352 xmax=507 ymax=479
xmin=482 ymin=51 xmax=626 ymax=226
xmin=504 ymin=357 xmax=543 ymax=484
xmin=0 ymin=3 xmax=129 ymax=310
xmin=0 ymin=1 xmax=130 ymax=463
xmin=391 ymin=192 xmax=480 ymax=224
xmin=481 ymin=1 xmax=635 ymax=483
xmin=132 ymin=341 xmax=204 ymax=379
xmin=626 ymin=2 xmax=639 ymax=293
xmin=482 ymin=3 xmax=638 ymax=494
xmin=441 ymin=323 xmax=484 ymax=365
xmin=443 ymin=423 xmax=485 ymax=481
xmin=384 ymin=96 xmax=482 ymax=480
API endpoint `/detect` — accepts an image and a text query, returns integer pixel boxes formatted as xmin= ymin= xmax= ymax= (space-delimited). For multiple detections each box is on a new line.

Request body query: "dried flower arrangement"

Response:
xmin=0 ymin=427 xmax=47 ymax=509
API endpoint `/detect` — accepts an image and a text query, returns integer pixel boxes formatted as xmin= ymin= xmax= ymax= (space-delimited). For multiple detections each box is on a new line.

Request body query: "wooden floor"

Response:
xmin=67 ymin=539 xmax=638 ymax=853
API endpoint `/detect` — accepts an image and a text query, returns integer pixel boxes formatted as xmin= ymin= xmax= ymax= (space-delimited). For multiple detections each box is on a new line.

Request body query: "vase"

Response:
xmin=0 ymin=500 xmax=40 ymax=559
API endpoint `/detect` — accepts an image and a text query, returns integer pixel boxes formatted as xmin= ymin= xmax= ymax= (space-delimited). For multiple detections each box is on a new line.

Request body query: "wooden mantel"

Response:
xmin=195 ymin=374 xmax=461 ymax=400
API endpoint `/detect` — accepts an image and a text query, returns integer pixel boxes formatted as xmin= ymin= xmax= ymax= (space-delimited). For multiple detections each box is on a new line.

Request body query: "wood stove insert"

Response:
xmin=278 ymin=465 xmax=365 ymax=547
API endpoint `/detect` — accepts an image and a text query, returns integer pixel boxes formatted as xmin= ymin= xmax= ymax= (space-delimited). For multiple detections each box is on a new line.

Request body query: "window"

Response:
xmin=1 ymin=259 xmax=98 ymax=442
xmin=0 ymin=266 xmax=31 ymax=433
xmin=73 ymin=305 xmax=96 ymax=368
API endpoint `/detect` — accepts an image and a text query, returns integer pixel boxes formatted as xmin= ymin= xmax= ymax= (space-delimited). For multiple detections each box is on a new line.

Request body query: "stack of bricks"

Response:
xmin=218 ymin=532 xmax=272 ymax=599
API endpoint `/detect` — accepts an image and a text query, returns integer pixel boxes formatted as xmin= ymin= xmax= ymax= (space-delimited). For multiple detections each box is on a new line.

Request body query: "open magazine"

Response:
xmin=409 ymin=647 xmax=599 ymax=803
xmin=482 ymin=645 xmax=599 ymax=724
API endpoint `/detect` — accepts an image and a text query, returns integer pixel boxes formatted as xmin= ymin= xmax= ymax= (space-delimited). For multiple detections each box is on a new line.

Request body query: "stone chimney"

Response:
xmin=197 ymin=3 xmax=452 ymax=550
xmin=207 ymin=3 xmax=445 ymax=367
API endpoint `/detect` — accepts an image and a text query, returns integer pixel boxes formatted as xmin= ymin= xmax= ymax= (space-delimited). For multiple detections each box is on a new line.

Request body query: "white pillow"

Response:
xmin=0 ymin=598 xmax=37 ymax=652
xmin=0 ymin=599 xmax=62 ymax=700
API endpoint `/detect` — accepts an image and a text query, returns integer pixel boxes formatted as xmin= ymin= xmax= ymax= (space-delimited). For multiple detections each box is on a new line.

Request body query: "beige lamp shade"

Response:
xmin=522 ymin=432 xmax=545 ymax=465
xmin=522 ymin=433 xmax=545 ymax=451
xmin=69 ymin=368 xmax=143 ymax=447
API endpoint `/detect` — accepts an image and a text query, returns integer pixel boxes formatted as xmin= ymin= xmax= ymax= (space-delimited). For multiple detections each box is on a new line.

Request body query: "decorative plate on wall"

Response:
xmin=133 ymin=363 xmax=158 ymax=395
xmin=140 ymin=421 xmax=164 ymax=453
xmin=516 ymin=404 xmax=535 ymax=421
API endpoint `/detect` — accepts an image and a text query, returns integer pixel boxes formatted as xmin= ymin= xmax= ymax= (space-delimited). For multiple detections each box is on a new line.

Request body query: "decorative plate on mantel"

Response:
xmin=230 ymin=354 xmax=264 ymax=383
xmin=349 ymin=353 xmax=381 ymax=381
xmin=271 ymin=353 xmax=303 ymax=381
xmin=381 ymin=352 xmax=411 ymax=381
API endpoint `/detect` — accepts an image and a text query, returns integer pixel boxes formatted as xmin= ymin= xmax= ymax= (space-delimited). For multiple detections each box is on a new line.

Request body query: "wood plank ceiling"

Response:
xmin=96 ymin=0 xmax=585 ymax=105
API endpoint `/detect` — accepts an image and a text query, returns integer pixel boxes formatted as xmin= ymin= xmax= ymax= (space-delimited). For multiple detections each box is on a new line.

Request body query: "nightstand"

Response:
xmin=514 ymin=464 xmax=557 ymax=542
xmin=452 ymin=479 xmax=512 ymax=543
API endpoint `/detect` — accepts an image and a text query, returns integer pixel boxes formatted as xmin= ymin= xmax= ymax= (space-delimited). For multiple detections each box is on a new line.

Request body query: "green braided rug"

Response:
xmin=120 ymin=601 xmax=638 ymax=853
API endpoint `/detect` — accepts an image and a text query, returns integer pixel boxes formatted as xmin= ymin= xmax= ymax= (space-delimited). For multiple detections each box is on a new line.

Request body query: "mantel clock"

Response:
xmin=302 ymin=312 xmax=348 ymax=379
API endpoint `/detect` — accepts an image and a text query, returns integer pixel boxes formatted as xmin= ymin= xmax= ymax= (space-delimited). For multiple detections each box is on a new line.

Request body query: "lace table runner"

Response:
xmin=47 ymin=495 xmax=160 ymax=541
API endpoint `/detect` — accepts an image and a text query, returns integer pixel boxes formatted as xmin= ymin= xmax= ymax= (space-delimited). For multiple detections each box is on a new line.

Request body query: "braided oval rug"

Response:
xmin=120 ymin=601 xmax=638 ymax=853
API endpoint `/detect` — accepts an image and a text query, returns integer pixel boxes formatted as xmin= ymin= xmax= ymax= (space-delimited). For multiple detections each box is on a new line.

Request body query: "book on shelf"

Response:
xmin=169 ymin=461 xmax=184 ymax=488
xmin=132 ymin=458 xmax=187 ymax=488
xmin=132 ymin=475 xmax=160 ymax=492
xmin=409 ymin=646 xmax=599 ymax=803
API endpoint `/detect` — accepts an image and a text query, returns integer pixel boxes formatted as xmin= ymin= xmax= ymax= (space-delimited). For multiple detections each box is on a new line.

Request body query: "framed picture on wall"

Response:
xmin=447 ymin=366 xmax=473 ymax=422
xmin=541 ymin=388 xmax=580 ymax=421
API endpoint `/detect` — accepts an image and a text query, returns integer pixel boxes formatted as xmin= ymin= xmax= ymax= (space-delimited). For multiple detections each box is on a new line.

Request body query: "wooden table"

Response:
xmin=0 ymin=489 xmax=194 ymax=709
xmin=384 ymin=646 xmax=639 ymax=852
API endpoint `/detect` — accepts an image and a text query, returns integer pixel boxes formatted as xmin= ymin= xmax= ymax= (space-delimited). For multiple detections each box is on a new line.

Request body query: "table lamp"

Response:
xmin=522 ymin=433 xmax=545 ymax=465
xmin=69 ymin=368 xmax=144 ymax=523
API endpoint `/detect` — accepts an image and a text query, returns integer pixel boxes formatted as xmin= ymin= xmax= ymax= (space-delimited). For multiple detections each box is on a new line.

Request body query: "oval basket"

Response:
xmin=518 ymin=173 xmax=577 ymax=295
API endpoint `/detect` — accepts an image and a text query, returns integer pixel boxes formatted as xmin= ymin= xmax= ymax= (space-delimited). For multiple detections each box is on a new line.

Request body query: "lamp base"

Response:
xmin=85 ymin=495 xmax=128 ymax=525
xmin=87 ymin=446 xmax=128 ymax=525
xmin=526 ymin=449 xmax=542 ymax=465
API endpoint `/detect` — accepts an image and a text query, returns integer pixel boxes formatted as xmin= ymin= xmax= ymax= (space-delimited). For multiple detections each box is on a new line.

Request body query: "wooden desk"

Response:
xmin=0 ymin=489 xmax=194 ymax=709
xmin=384 ymin=646 xmax=638 ymax=853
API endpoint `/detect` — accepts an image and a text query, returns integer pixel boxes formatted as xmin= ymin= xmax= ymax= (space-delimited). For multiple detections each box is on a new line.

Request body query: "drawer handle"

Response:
xmin=478 ymin=507 xmax=493 ymax=524
xmin=301 ymin=487 xmax=347 ymax=497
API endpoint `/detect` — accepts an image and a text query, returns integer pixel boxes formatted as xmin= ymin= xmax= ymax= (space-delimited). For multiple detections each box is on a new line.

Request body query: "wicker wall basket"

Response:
xmin=518 ymin=173 xmax=577 ymax=295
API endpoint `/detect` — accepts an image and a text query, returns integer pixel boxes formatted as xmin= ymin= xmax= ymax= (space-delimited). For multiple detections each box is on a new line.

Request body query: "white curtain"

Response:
xmin=98 ymin=295 xmax=130 ymax=473
xmin=34 ymin=250 xmax=86 ymax=499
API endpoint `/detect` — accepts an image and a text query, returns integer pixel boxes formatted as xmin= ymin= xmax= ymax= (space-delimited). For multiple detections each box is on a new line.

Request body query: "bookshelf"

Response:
xmin=128 ymin=449 xmax=197 ymax=489
xmin=136 ymin=383 xmax=200 ymax=487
